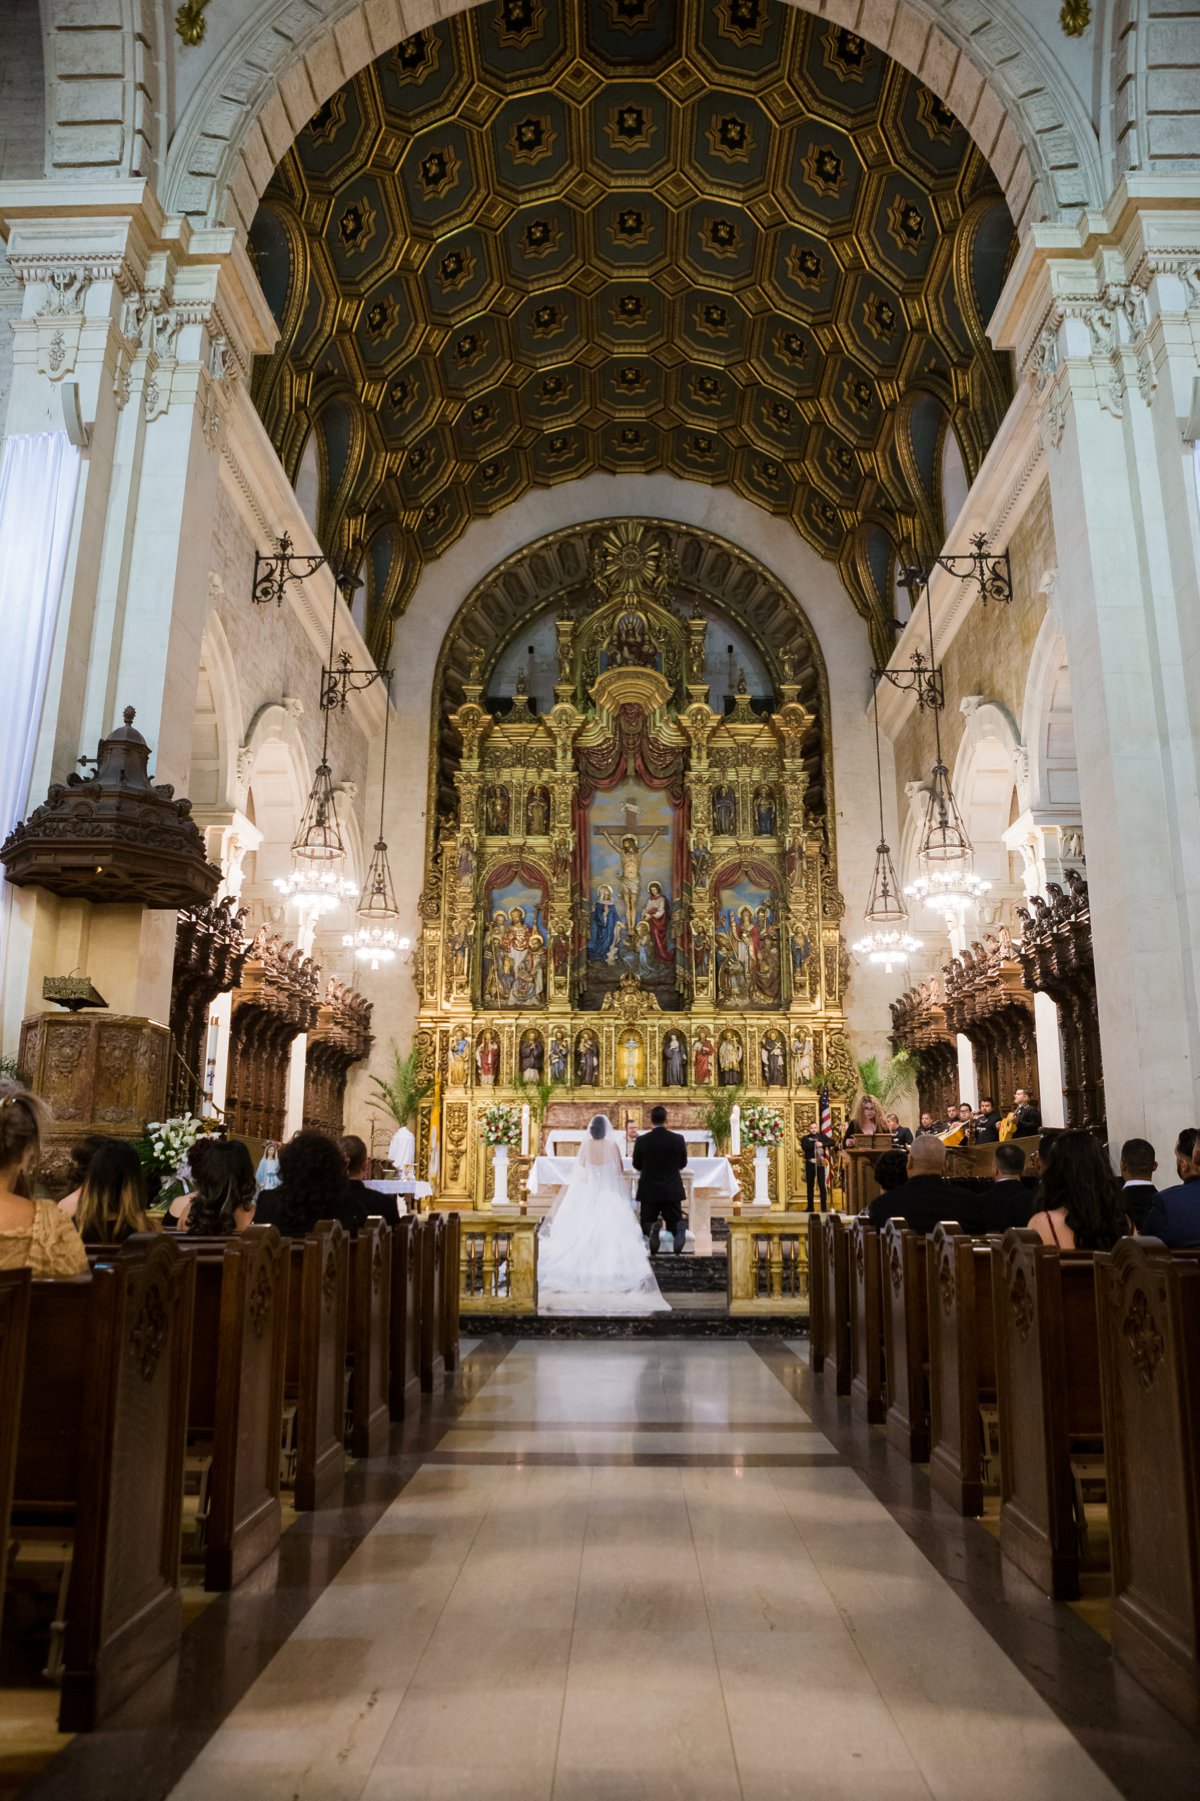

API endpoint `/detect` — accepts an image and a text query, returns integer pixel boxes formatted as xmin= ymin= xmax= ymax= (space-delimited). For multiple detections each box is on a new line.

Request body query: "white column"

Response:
xmin=994 ymin=190 xmax=1200 ymax=1157
xmin=955 ymin=1036 xmax=978 ymax=1109
xmin=1032 ymin=991 xmax=1066 ymax=1127
xmin=284 ymin=1034 xmax=308 ymax=1139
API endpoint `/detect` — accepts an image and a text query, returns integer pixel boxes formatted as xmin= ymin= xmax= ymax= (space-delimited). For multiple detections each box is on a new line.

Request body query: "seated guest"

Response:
xmin=163 ymin=1134 xmax=216 ymax=1230
xmin=979 ymin=1142 xmax=1033 ymax=1232
xmin=1030 ymin=1127 xmax=1063 ymax=1184
xmin=867 ymin=1134 xmax=984 ymax=1234
xmin=973 ymin=1098 xmax=1000 ymax=1145
xmin=57 ymin=1133 xmax=110 ymax=1218
xmin=181 ymin=1139 xmax=258 ymax=1235
xmin=1142 ymin=1131 xmax=1200 ymax=1247
xmin=1027 ymin=1130 xmax=1128 ymax=1251
xmin=872 ymin=1149 xmax=910 ymax=1194
xmin=76 ymin=1140 xmax=155 ymax=1243
xmin=261 ymin=1129 xmax=369 ymax=1239
xmin=914 ymin=1113 xmax=938 ymax=1138
xmin=341 ymin=1133 xmax=401 ymax=1227
xmin=1170 ymin=1126 xmax=1197 ymax=1181
xmin=0 ymin=1081 xmax=88 ymax=1277
xmin=885 ymin=1113 xmax=913 ymax=1150
xmin=1119 ymin=1137 xmax=1158 ymax=1231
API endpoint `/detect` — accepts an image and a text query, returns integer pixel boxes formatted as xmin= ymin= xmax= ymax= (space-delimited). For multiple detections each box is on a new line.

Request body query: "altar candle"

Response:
xmin=521 ymin=1102 xmax=530 ymax=1156
xmin=730 ymin=1104 xmax=741 ymax=1155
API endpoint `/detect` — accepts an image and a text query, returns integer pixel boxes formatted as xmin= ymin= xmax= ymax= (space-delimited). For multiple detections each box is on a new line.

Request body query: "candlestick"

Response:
xmin=730 ymin=1103 xmax=741 ymax=1155
xmin=520 ymin=1102 xmax=530 ymax=1157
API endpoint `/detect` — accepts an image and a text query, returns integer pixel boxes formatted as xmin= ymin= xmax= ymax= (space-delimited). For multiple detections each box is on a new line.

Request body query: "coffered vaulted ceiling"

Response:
xmin=249 ymin=0 xmax=1015 ymax=659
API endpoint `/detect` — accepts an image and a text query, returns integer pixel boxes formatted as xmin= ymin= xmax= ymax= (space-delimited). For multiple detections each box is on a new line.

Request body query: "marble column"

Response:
xmin=0 ymin=181 xmax=275 ymax=1041
xmin=993 ymin=182 xmax=1200 ymax=1157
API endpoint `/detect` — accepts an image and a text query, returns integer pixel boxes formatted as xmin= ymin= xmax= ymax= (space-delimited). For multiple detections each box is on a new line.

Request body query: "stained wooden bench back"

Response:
xmin=417 ymin=1215 xmax=445 ymax=1391
xmin=881 ymin=1223 xmax=929 ymax=1462
xmin=283 ymin=1221 xmax=348 ymax=1511
xmin=0 ymin=1270 xmax=31 ymax=1647
xmin=347 ymin=1219 xmax=392 ymax=1459
xmin=388 ymin=1215 xmax=421 ymax=1419
xmin=442 ymin=1212 xmax=462 ymax=1374
xmin=1095 ymin=1239 xmax=1200 ymax=1730
xmin=849 ymin=1218 xmax=885 ymax=1424
xmin=927 ymin=1224 xmax=995 ymax=1515
xmin=807 ymin=1214 xmax=826 ymax=1371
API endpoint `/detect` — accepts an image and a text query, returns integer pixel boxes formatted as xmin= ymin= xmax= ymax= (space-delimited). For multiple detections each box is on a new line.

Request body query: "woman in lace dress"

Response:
xmin=0 ymin=1081 xmax=88 ymax=1277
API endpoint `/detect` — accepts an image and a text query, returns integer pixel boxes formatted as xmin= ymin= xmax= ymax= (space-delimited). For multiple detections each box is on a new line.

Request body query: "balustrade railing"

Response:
xmin=726 ymin=1217 xmax=808 ymax=1314
xmin=460 ymin=1217 xmax=539 ymax=1314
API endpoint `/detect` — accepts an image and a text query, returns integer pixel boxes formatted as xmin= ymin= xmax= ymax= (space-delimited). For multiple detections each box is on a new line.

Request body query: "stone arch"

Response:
xmin=239 ymin=698 xmax=312 ymax=914
xmin=1019 ymin=604 xmax=1080 ymax=818
xmin=188 ymin=605 xmax=244 ymax=813
xmin=160 ymin=0 xmax=1101 ymax=238
xmin=950 ymin=697 xmax=1022 ymax=894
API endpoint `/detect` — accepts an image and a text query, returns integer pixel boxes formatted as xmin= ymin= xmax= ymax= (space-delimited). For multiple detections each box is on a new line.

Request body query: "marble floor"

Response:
xmin=20 ymin=1340 xmax=1199 ymax=1801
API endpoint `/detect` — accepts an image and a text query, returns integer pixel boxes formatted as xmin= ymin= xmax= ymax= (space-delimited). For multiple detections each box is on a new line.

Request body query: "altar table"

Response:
xmin=364 ymin=1178 xmax=433 ymax=1209
xmin=525 ymin=1154 xmax=740 ymax=1254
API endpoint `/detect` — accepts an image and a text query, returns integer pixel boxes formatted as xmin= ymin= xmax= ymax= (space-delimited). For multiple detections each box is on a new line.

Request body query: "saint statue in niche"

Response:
xmin=712 ymin=785 xmax=737 ymax=835
xmin=526 ymin=786 xmax=550 ymax=835
xmin=476 ymin=1031 xmax=500 ymax=1086
xmin=576 ymin=1032 xmax=599 ymax=1086
xmin=792 ymin=1032 xmax=815 ymax=1085
xmin=718 ymin=1033 xmax=743 ymax=1086
xmin=448 ymin=1030 xmax=470 ymax=1086
xmin=549 ymin=1029 xmax=569 ymax=1083
xmin=693 ymin=1034 xmax=714 ymax=1084
xmin=519 ymin=1031 xmax=544 ymax=1083
xmin=485 ymin=785 xmax=510 ymax=834
xmin=587 ymin=884 xmax=622 ymax=963
xmin=791 ymin=925 xmax=812 ymax=977
xmin=611 ymin=606 xmax=658 ymax=668
xmin=663 ymin=1031 xmax=686 ymax=1086
xmin=760 ymin=1032 xmax=786 ymax=1087
xmin=754 ymin=786 xmax=776 ymax=836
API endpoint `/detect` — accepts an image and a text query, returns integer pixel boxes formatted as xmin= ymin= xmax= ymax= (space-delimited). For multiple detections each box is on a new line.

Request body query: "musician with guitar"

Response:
xmin=998 ymin=1086 xmax=1042 ymax=1142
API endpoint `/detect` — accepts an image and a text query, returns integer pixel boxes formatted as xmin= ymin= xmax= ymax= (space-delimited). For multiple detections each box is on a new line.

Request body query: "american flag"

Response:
xmin=819 ymin=1081 xmax=832 ymax=1140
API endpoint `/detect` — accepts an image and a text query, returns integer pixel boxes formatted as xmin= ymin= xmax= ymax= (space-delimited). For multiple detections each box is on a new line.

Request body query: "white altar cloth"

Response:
xmin=527 ymin=1154 xmax=738 ymax=1204
xmin=544 ymin=1127 xmax=716 ymax=1158
xmin=364 ymin=1178 xmax=433 ymax=1205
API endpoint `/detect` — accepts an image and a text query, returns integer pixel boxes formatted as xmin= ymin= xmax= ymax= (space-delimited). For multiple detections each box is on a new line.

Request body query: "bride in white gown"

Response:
xmin=538 ymin=1115 xmax=668 ymax=1315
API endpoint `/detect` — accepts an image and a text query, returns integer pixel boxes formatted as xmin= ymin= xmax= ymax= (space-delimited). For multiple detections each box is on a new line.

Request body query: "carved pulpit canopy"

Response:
xmin=1 ymin=707 xmax=220 ymax=908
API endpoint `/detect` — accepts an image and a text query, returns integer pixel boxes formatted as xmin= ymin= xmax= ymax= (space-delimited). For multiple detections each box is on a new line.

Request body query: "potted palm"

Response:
xmin=368 ymin=1043 xmax=433 ymax=1171
xmin=855 ymin=1051 xmax=919 ymax=1128
xmin=703 ymin=1084 xmax=744 ymax=1156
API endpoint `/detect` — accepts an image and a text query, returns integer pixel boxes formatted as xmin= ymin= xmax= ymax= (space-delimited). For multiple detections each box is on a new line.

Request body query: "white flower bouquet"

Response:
xmin=480 ymin=1103 xmax=521 ymax=1148
xmin=743 ymin=1103 xmax=784 ymax=1148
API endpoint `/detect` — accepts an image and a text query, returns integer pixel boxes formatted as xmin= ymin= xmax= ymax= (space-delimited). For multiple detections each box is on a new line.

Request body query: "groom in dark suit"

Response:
xmin=633 ymin=1105 xmax=688 ymax=1255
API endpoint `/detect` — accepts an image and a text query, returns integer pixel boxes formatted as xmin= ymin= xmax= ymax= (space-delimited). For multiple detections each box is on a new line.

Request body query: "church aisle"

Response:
xmin=154 ymin=1341 xmax=1125 ymax=1801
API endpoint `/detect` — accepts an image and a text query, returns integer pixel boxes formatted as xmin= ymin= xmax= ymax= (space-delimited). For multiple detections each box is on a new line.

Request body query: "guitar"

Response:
xmin=998 ymin=1110 xmax=1020 ymax=1142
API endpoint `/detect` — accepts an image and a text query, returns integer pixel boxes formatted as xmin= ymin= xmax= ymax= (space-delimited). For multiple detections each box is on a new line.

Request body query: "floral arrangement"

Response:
xmin=137 ymin=1114 xmax=209 ymax=1211
xmin=742 ymin=1103 xmax=784 ymax=1148
xmin=480 ymin=1103 xmax=521 ymax=1148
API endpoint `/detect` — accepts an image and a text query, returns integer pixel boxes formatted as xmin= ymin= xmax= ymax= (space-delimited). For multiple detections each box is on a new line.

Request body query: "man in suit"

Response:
xmin=1012 ymin=1087 xmax=1041 ymax=1137
xmin=1142 ymin=1132 xmax=1200 ymax=1246
xmin=1119 ymin=1137 xmax=1158 ymax=1231
xmin=867 ymin=1134 xmax=986 ymax=1234
xmin=973 ymin=1097 xmax=1000 ymax=1145
xmin=799 ymin=1117 xmax=834 ymax=1211
xmin=979 ymin=1141 xmax=1033 ymax=1231
xmin=633 ymin=1105 xmax=688 ymax=1255
xmin=341 ymin=1134 xmax=401 ymax=1227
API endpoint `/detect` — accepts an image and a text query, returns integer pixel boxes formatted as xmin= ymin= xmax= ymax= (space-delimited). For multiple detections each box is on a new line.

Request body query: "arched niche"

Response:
xmin=1020 ymin=608 xmax=1080 ymax=816
xmin=188 ymin=607 xmax=243 ymax=815
xmin=951 ymin=698 xmax=1022 ymax=892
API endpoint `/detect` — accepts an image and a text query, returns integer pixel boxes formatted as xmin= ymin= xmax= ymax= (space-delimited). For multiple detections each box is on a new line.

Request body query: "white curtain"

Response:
xmin=0 ymin=430 xmax=82 ymax=971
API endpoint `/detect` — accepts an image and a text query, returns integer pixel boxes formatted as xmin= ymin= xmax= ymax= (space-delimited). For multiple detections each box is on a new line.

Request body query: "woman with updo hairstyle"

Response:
xmin=269 ymin=1129 xmax=367 ymax=1239
xmin=0 ymin=1080 xmax=88 ymax=1276
xmin=75 ymin=1140 xmax=155 ymax=1244
xmin=182 ymin=1139 xmax=257 ymax=1236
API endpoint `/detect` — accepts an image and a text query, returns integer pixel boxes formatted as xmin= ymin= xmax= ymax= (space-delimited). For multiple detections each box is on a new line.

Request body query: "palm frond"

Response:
xmin=703 ymin=1085 xmax=745 ymax=1153
xmin=368 ymin=1042 xmax=434 ymax=1127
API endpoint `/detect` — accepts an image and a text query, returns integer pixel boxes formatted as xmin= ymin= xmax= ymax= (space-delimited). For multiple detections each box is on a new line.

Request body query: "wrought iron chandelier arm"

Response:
xmin=252 ymin=533 xmax=330 ymax=608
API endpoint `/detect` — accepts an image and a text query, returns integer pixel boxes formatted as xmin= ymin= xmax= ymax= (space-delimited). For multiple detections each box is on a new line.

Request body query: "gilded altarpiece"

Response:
xmin=414 ymin=525 xmax=852 ymax=1206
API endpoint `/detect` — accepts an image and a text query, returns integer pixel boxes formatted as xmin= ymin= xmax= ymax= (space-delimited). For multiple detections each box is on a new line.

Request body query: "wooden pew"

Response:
xmin=817 ymin=1212 xmax=852 ymax=1395
xmin=347 ymin=1218 xmax=392 ymax=1459
xmin=927 ymin=1224 xmax=997 ymax=1515
xmin=993 ymin=1229 xmax=1104 ymax=1600
xmin=1095 ymin=1238 xmax=1200 ymax=1729
xmin=441 ymin=1211 xmax=461 ymax=1375
xmin=849 ymin=1218 xmax=886 ymax=1424
xmin=388 ymin=1214 xmax=421 ymax=1420
xmin=807 ymin=1213 xmax=826 ymax=1372
xmin=417 ymin=1215 xmax=445 ymax=1392
xmin=283 ymin=1220 xmax=349 ymax=1511
xmin=881 ymin=1222 xmax=930 ymax=1462
xmin=11 ymin=1236 xmax=194 ymax=1730
xmin=185 ymin=1228 xmax=289 ymax=1591
xmin=0 ymin=1271 xmax=31 ymax=1646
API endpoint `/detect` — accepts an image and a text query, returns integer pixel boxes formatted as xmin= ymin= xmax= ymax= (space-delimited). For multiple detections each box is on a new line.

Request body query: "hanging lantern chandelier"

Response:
xmin=342 ymin=670 xmax=406 ymax=970
xmin=276 ymin=574 xmax=358 ymax=919
xmin=852 ymin=682 xmax=921 ymax=974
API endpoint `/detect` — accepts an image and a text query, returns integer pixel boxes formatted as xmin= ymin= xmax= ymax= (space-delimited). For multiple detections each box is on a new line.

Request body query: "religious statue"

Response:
xmin=611 ymin=605 xmax=658 ymax=668
xmin=587 ymin=883 xmax=622 ymax=963
xmin=549 ymin=1029 xmax=569 ymax=1083
xmin=718 ymin=1033 xmax=743 ymax=1086
xmin=663 ymin=1030 xmax=686 ymax=1086
xmin=761 ymin=1032 xmax=786 ymax=1087
xmin=692 ymin=923 xmax=711 ymax=982
xmin=753 ymin=786 xmax=776 ymax=836
xmin=456 ymin=836 xmax=476 ymax=883
xmin=791 ymin=925 xmax=812 ymax=976
xmin=792 ymin=1032 xmax=815 ymax=1084
xmin=476 ymin=1031 xmax=499 ymax=1086
xmin=485 ymin=785 xmax=510 ymax=834
xmin=526 ymin=786 xmax=550 ymax=835
xmin=693 ymin=1034 xmax=714 ymax=1084
xmin=576 ymin=1031 xmax=599 ymax=1086
xmin=448 ymin=1030 xmax=470 ymax=1086
xmin=618 ymin=1030 xmax=643 ymax=1088
xmin=597 ymin=821 xmax=666 ymax=937
xmin=519 ymin=1030 xmax=544 ymax=1083
xmin=642 ymin=880 xmax=673 ymax=965
xmin=712 ymin=784 xmax=736 ymax=835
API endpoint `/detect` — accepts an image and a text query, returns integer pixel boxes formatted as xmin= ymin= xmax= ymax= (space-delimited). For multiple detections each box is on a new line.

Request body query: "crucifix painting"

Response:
xmin=587 ymin=782 xmax=677 ymax=992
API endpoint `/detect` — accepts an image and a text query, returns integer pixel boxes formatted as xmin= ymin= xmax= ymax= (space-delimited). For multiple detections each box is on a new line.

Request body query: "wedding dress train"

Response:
xmin=538 ymin=1117 xmax=668 ymax=1315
